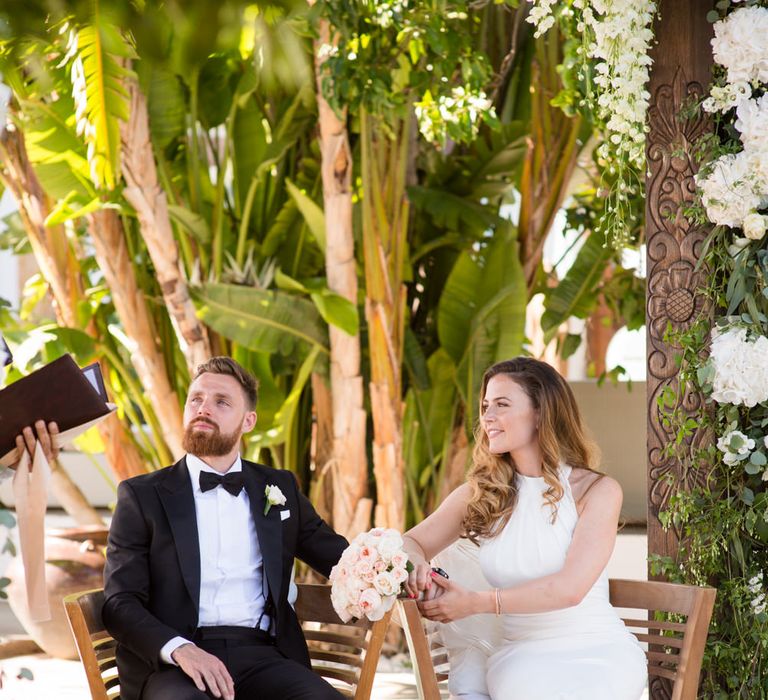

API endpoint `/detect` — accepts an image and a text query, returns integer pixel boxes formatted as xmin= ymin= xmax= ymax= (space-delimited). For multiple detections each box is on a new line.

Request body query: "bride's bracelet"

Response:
xmin=494 ymin=588 xmax=503 ymax=616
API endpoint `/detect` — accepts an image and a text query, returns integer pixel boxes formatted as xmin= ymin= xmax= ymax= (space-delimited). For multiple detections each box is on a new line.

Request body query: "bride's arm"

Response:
xmin=403 ymin=483 xmax=471 ymax=597
xmin=420 ymin=476 xmax=623 ymax=620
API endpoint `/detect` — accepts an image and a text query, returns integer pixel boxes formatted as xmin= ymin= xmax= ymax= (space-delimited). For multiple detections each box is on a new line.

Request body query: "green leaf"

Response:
xmin=44 ymin=194 xmax=104 ymax=226
xmin=750 ymin=451 xmax=767 ymax=466
xmin=0 ymin=510 xmax=16 ymax=528
xmin=438 ymin=223 xmax=526 ymax=417
xmin=275 ymin=270 xmax=358 ymax=335
xmin=285 ymin=178 xmax=326 ymax=253
xmin=560 ymin=333 xmax=583 ymax=360
xmin=541 ymin=229 xmax=613 ymax=341
xmin=408 ymin=185 xmax=501 ymax=235
xmin=191 ymin=283 xmax=329 ymax=356
xmin=168 ymin=205 xmax=212 ymax=244
xmin=144 ymin=68 xmax=186 ymax=147
xmin=309 ymin=292 xmax=358 ymax=336
xmin=70 ymin=22 xmax=137 ymax=189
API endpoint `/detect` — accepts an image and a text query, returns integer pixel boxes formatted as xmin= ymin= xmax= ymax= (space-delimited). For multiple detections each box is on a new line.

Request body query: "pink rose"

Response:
xmin=358 ymin=588 xmax=383 ymax=618
xmin=390 ymin=551 xmax=408 ymax=569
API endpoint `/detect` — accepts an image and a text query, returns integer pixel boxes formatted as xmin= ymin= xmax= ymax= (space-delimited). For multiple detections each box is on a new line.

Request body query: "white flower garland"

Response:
xmin=526 ymin=0 xmax=657 ymax=247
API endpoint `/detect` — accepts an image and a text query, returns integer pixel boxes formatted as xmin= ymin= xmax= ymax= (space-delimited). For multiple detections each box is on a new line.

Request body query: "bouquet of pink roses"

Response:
xmin=329 ymin=527 xmax=412 ymax=622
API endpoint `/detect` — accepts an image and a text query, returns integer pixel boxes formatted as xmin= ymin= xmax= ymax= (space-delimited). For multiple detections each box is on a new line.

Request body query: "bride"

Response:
xmin=403 ymin=357 xmax=646 ymax=700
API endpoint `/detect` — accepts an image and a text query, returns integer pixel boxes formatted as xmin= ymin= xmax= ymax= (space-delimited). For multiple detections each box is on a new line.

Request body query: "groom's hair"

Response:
xmin=193 ymin=356 xmax=258 ymax=410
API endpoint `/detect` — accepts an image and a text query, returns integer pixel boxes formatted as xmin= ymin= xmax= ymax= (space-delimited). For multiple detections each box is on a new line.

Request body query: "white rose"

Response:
xmin=340 ymin=544 xmax=361 ymax=564
xmin=265 ymin=484 xmax=286 ymax=506
xmin=391 ymin=566 xmax=409 ymax=584
xmin=373 ymin=571 xmax=399 ymax=597
xmin=743 ymin=212 xmax=768 ymax=240
xmin=716 ymin=429 xmax=755 ymax=464
xmin=376 ymin=530 xmax=404 ymax=560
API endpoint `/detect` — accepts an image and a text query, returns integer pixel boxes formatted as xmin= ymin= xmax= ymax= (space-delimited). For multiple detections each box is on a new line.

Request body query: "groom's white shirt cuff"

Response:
xmin=160 ymin=636 xmax=191 ymax=665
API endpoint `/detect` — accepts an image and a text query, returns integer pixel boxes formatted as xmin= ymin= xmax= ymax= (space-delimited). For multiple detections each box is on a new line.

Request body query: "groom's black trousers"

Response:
xmin=141 ymin=627 xmax=343 ymax=700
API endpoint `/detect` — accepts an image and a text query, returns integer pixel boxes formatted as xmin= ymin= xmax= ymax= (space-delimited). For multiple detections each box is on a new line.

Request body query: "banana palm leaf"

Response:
xmin=541 ymin=228 xmax=613 ymax=342
xmin=191 ymin=283 xmax=329 ymax=357
xmin=438 ymin=224 xmax=526 ymax=421
xmin=70 ymin=20 xmax=136 ymax=190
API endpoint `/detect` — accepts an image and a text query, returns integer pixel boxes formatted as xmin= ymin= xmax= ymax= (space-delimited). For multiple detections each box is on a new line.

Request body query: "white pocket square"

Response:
xmin=280 ymin=509 xmax=291 ymax=521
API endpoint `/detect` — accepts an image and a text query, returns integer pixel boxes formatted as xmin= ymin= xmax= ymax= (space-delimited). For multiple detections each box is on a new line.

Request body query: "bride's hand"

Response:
xmin=417 ymin=572 xmax=481 ymax=623
xmin=404 ymin=558 xmax=434 ymax=599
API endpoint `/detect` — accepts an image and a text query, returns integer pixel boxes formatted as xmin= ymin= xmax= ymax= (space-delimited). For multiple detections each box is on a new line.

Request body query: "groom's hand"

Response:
xmin=417 ymin=572 xmax=481 ymax=623
xmin=172 ymin=643 xmax=234 ymax=700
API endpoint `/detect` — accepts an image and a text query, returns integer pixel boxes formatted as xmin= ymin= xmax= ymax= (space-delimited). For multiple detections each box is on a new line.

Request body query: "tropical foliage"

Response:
xmin=0 ymin=1 xmax=645 ymax=539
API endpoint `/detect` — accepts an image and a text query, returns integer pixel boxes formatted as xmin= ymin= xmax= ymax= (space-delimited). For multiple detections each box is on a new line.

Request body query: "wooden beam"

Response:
xmin=645 ymin=0 xmax=713 ymax=627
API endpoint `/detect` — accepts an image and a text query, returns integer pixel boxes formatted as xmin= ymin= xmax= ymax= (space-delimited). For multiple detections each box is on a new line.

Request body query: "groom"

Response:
xmin=103 ymin=357 xmax=347 ymax=700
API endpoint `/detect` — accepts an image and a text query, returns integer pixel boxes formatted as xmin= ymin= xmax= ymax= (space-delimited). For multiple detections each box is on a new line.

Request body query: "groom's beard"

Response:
xmin=182 ymin=419 xmax=241 ymax=457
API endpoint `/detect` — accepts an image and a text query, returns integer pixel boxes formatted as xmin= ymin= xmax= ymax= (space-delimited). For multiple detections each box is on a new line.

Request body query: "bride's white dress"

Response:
xmin=457 ymin=465 xmax=646 ymax=700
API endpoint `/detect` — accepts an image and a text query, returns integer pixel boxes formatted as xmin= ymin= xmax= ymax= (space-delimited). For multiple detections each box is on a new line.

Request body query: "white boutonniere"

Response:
xmin=264 ymin=484 xmax=287 ymax=516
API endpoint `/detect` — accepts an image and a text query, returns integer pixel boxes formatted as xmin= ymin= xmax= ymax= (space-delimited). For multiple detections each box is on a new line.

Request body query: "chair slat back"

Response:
xmin=399 ymin=579 xmax=716 ymax=700
xmin=609 ymin=578 xmax=716 ymax=700
xmin=66 ymin=584 xmax=391 ymax=700
xmin=295 ymin=583 xmax=392 ymax=700
xmin=63 ymin=589 xmax=120 ymax=700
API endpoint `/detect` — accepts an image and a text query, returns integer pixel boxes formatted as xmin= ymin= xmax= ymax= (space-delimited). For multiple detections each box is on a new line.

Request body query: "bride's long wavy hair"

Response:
xmin=462 ymin=357 xmax=602 ymax=542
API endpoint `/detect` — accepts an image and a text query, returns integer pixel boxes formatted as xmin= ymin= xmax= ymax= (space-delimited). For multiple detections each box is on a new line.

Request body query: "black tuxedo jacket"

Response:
xmin=102 ymin=457 xmax=348 ymax=700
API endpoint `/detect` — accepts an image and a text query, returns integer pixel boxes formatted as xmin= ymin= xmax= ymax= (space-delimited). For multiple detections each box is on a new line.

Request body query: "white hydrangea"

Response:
xmin=716 ymin=429 xmax=755 ymax=466
xmin=735 ymin=94 xmax=768 ymax=154
xmin=696 ymin=152 xmax=767 ymax=229
xmin=711 ymin=7 xmax=768 ymax=85
xmin=709 ymin=326 xmax=768 ymax=407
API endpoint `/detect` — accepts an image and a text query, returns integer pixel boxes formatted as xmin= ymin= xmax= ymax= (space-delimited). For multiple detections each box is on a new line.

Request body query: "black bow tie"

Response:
xmin=199 ymin=470 xmax=244 ymax=497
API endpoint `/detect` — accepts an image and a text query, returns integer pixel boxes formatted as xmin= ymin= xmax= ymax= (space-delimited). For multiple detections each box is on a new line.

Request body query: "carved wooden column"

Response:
xmin=646 ymin=0 xmax=712 ymax=587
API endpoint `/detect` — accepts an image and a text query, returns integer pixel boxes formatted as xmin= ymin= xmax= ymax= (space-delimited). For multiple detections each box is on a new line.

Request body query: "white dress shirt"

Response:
xmin=159 ymin=453 xmax=268 ymax=664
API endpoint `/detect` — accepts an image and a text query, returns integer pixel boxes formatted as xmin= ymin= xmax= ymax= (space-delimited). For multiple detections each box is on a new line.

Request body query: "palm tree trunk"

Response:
xmin=360 ymin=109 xmax=410 ymax=531
xmin=313 ymin=19 xmax=372 ymax=538
xmin=120 ymin=80 xmax=212 ymax=374
xmin=0 ymin=125 xmax=147 ymax=487
xmin=86 ymin=208 xmax=185 ymax=458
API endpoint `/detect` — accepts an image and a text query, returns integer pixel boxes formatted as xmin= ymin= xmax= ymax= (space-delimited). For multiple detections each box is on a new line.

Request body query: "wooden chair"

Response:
xmin=398 ymin=578 xmax=717 ymax=700
xmin=610 ymin=578 xmax=716 ymax=700
xmin=295 ymin=582 xmax=392 ymax=699
xmin=64 ymin=584 xmax=392 ymax=700
xmin=63 ymin=588 xmax=118 ymax=700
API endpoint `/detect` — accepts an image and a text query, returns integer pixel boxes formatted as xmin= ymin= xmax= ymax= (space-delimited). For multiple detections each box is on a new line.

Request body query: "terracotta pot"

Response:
xmin=6 ymin=525 xmax=107 ymax=659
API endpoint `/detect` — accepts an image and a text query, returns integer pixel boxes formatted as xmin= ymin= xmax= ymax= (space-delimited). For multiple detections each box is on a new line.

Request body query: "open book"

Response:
xmin=0 ymin=354 xmax=112 ymax=467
